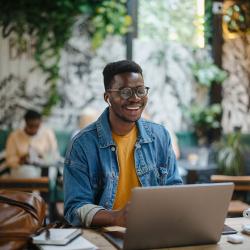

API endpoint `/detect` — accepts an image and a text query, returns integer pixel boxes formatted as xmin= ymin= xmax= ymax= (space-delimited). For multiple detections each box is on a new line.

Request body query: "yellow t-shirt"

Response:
xmin=112 ymin=126 xmax=141 ymax=210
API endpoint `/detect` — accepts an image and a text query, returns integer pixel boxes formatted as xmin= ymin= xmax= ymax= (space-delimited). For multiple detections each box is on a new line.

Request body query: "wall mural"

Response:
xmin=0 ymin=30 xmax=194 ymax=132
xmin=222 ymin=35 xmax=250 ymax=133
xmin=221 ymin=1 xmax=250 ymax=133
xmin=134 ymin=40 xmax=195 ymax=131
xmin=0 ymin=30 xmax=50 ymax=129
xmin=0 ymin=30 xmax=125 ymax=130
xmin=0 ymin=0 xmax=199 ymax=133
xmin=47 ymin=33 xmax=126 ymax=130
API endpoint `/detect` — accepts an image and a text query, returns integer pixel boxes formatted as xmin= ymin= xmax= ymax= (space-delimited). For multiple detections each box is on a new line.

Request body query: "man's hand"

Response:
xmin=91 ymin=202 xmax=130 ymax=227
xmin=112 ymin=202 xmax=130 ymax=227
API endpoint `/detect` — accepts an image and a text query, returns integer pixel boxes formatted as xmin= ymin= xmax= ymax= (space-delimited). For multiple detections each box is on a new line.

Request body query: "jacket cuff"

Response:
xmin=77 ymin=204 xmax=105 ymax=228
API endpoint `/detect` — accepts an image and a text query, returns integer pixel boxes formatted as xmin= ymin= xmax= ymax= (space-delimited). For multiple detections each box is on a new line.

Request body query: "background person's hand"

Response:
xmin=19 ymin=154 xmax=28 ymax=165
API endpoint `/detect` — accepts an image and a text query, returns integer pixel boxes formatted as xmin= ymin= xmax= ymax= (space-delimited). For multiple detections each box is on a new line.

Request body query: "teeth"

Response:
xmin=126 ymin=106 xmax=140 ymax=110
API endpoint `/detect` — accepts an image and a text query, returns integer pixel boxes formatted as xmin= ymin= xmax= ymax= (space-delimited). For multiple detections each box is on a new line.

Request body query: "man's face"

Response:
xmin=24 ymin=118 xmax=41 ymax=136
xmin=106 ymin=72 xmax=148 ymax=123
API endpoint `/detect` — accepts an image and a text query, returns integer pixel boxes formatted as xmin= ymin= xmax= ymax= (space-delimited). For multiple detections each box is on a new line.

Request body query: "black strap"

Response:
xmin=0 ymin=194 xmax=39 ymax=220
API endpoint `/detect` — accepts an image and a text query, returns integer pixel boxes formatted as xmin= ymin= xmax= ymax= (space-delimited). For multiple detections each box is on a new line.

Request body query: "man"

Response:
xmin=64 ymin=60 xmax=182 ymax=228
xmin=6 ymin=109 xmax=59 ymax=177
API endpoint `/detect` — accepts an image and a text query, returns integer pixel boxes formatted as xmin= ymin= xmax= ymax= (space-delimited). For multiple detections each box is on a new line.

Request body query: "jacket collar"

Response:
xmin=96 ymin=107 xmax=153 ymax=148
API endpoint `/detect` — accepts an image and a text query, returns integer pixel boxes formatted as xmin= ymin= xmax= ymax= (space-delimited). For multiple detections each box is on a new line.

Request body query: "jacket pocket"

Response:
xmin=158 ymin=163 xmax=169 ymax=185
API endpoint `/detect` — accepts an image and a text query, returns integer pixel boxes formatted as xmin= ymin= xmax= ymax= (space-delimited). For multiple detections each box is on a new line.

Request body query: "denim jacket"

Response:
xmin=64 ymin=108 xmax=182 ymax=226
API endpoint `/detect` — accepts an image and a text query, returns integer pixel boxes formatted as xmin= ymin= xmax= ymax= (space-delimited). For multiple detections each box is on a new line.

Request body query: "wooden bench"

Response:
xmin=0 ymin=177 xmax=49 ymax=192
xmin=211 ymin=175 xmax=250 ymax=216
xmin=0 ymin=172 xmax=62 ymax=222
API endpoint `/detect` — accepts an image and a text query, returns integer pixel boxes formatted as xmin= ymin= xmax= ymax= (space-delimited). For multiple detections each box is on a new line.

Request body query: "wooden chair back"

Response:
xmin=211 ymin=175 xmax=250 ymax=216
xmin=0 ymin=173 xmax=54 ymax=221
xmin=0 ymin=177 xmax=49 ymax=192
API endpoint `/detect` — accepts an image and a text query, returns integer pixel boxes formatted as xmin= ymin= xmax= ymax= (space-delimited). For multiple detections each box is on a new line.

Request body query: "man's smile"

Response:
xmin=125 ymin=105 xmax=142 ymax=110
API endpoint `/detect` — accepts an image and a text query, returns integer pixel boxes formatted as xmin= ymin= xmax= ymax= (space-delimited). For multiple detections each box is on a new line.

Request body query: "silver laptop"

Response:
xmin=103 ymin=183 xmax=234 ymax=250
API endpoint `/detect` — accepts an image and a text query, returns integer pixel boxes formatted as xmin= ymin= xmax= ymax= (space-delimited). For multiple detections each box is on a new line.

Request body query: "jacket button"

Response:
xmin=135 ymin=143 xmax=141 ymax=148
xmin=111 ymin=146 xmax=116 ymax=151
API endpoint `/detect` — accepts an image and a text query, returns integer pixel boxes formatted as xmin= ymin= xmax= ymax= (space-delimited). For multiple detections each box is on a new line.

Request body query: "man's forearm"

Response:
xmin=91 ymin=204 xmax=128 ymax=227
xmin=91 ymin=209 xmax=117 ymax=227
xmin=78 ymin=203 xmax=129 ymax=228
xmin=77 ymin=204 xmax=104 ymax=227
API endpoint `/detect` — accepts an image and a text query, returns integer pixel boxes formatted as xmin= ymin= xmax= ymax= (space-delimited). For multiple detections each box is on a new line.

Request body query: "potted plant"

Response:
xmin=215 ymin=130 xmax=246 ymax=176
xmin=188 ymin=103 xmax=222 ymax=145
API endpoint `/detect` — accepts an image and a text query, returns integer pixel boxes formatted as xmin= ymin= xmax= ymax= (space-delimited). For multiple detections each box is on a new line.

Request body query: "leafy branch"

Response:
xmin=191 ymin=54 xmax=228 ymax=87
xmin=215 ymin=131 xmax=246 ymax=175
xmin=0 ymin=0 xmax=131 ymax=115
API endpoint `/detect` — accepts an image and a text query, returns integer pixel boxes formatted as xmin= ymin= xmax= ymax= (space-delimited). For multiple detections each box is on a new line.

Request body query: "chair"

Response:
xmin=0 ymin=166 xmax=58 ymax=222
xmin=0 ymin=176 xmax=49 ymax=192
xmin=211 ymin=175 xmax=250 ymax=216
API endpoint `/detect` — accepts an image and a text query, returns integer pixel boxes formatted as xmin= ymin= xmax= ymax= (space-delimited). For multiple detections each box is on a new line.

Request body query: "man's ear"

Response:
xmin=104 ymin=93 xmax=111 ymax=106
xmin=104 ymin=92 xmax=108 ymax=103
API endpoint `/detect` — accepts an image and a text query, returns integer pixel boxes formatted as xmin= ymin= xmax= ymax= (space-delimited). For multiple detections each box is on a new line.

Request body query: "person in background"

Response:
xmin=64 ymin=60 xmax=183 ymax=228
xmin=6 ymin=109 xmax=59 ymax=178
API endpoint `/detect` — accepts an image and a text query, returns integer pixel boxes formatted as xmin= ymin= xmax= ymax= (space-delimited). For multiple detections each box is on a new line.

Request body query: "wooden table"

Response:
xmin=83 ymin=217 xmax=250 ymax=250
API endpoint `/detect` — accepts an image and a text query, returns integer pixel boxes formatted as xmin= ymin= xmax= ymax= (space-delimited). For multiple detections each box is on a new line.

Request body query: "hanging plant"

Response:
xmin=191 ymin=50 xmax=228 ymax=88
xmin=223 ymin=2 xmax=250 ymax=34
xmin=0 ymin=0 xmax=132 ymax=115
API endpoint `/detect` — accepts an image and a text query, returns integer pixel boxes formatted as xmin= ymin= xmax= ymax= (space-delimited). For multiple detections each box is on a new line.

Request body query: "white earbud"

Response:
xmin=243 ymin=208 xmax=250 ymax=218
xmin=107 ymin=98 xmax=111 ymax=106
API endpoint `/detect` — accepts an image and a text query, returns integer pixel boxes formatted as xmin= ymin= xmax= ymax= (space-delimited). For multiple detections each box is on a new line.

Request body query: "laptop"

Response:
xmin=102 ymin=183 xmax=234 ymax=250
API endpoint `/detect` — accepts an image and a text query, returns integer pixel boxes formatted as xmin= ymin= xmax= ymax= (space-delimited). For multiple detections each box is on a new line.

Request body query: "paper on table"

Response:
xmin=32 ymin=228 xmax=81 ymax=245
xmin=38 ymin=236 xmax=97 ymax=250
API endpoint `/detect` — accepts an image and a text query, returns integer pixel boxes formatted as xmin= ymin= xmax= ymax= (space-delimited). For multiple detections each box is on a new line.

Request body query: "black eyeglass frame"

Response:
xmin=106 ymin=86 xmax=150 ymax=100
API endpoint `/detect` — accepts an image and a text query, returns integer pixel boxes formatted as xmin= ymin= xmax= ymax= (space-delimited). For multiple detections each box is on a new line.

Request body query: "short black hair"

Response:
xmin=24 ymin=109 xmax=42 ymax=121
xmin=103 ymin=60 xmax=143 ymax=90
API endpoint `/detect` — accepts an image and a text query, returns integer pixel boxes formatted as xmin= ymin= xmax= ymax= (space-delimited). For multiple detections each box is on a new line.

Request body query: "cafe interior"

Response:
xmin=0 ymin=0 xmax=250 ymax=249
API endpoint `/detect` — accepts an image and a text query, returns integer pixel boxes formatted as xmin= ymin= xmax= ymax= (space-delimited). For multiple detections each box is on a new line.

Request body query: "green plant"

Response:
xmin=0 ymin=0 xmax=131 ymax=115
xmin=215 ymin=131 xmax=246 ymax=176
xmin=139 ymin=0 xmax=199 ymax=47
xmin=223 ymin=2 xmax=250 ymax=34
xmin=188 ymin=49 xmax=228 ymax=144
xmin=204 ymin=0 xmax=213 ymax=45
xmin=191 ymin=57 xmax=228 ymax=87
xmin=189 ymin=103 xmax=221 ymax=130
xmin=188 ymin=103 xmax=221 ymax=144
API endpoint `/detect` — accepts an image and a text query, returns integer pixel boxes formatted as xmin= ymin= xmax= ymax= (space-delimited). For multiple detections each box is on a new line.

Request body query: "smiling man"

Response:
xmin=64 ymin=60 xmax=182 ymax=228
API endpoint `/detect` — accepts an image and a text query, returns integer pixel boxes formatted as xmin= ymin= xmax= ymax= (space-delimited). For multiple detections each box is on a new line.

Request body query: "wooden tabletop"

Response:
xmin=83 ymin=217 xmax=250 ymax=250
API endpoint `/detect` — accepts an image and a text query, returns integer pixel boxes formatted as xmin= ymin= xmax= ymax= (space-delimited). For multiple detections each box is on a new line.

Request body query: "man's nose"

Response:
xmin=129 ymin=91 xmax=141 ymax=101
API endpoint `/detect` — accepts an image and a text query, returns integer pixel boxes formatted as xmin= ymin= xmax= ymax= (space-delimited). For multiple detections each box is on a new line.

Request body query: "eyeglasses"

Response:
xmin=107 ymin=86 xmax=149 ymax=100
